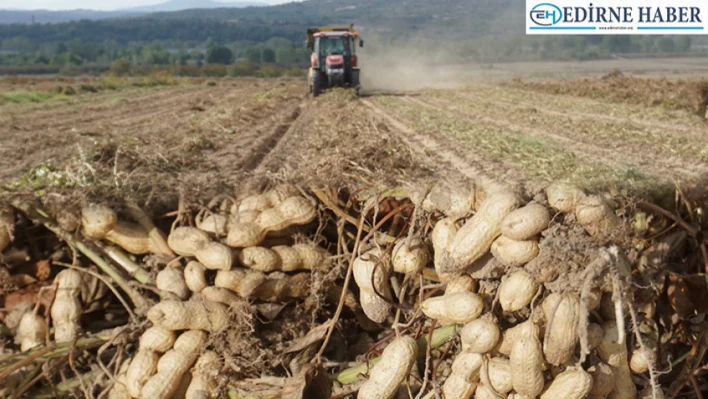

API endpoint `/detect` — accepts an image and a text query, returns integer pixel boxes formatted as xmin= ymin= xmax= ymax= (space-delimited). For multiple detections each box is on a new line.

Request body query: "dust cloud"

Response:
xmin=358 ymin=47 xmax=473 ymax=93
xmin=356 ymin=41 xmax=507 ymax=93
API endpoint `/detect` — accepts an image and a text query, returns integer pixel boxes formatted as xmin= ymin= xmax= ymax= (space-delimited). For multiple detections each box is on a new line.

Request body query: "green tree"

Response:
xmin=574 ymin=37 xmax=588 ymax=53
xmin=110 ymin=58 xmax=131 ymax=76
xmin=257 ymin=64 xmax=283 ymax=78
xmin=601 ymin=36 xmax=631 ymax=53
xmin=142 ymin=48 xmax=171 ymax=65
xmin=245 ymin=47 xmax=261 ymax=63
xmin=674 ymin=36 xmax=692 ymax=52
xmin=265 ymin=37 xmax=293 ymax=49
xmin=276 ymin=47 xmax=297 ymax=64
xmin=228 ymin=60 xmax=257 ymax=76
xmin=2 ymin=37 xmax=37 ymax=52
xmin=177 ymin=52 xmax=189 ymax=66
xmin=636 ymin=36 xmax=656 ymax=53
xmin=262 ymin=47 xmax=276 ymax=63
xmin=53 ymin=52 xmax=83 ymax=66
xmin=55 ymin=42 xmax=68 ymax=54
xmin=656 ymin=37 xmax=675 ymax=52
xmin=33 ymin=53 xmax=49 ymax=64
xmin=206 ymin=46 xmax=233 ymax=64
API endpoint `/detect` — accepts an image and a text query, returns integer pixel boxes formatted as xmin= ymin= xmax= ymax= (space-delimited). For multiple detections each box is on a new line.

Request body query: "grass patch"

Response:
xmin=452 ymin=85 xmax=703 ymax=127
xmin=131 ymin=71 xmax=178 ymax=88
xmin=5 ymin=162 xmax=76 ymax=191
xmin=251 ymin=86 xmax=293 ymax=102
xmin=0 ymin=90 xmax=68 ymax=105
xmin=432 ymin=89 xmax=702 ymax=160
xmin=101 ymin=76 xmax=121 ymax=90
xmin=505 ymin=75 xmax=708 ymax=115
xmin=252 ymin=89 xmax=275 ymax=102
xmin=377 ymin=96 xmax=656 ymax=193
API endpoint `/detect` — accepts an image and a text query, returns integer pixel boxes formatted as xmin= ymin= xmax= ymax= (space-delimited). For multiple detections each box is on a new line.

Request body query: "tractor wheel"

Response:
xmin=352 ymin=69 xmax=361 ymax=88
xmin=352 ymin=69 xmax=361 ymax=96
xmin=312 ymin=70 xmax=322 ymax=97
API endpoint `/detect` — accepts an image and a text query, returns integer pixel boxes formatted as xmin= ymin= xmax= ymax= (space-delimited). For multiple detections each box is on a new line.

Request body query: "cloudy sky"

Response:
xmin=2 ymin=0 xmax=294 ymax=11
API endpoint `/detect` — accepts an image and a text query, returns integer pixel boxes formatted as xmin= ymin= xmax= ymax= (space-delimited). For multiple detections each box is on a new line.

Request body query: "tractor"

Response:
xmin=307 ymin=25 xmax=363 ymax=97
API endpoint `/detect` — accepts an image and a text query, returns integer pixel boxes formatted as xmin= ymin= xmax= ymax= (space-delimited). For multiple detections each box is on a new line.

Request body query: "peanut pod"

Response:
xmin=499 ymin=270 xmax=538 ymax=312
xmin=147 ymin=300 xmax=229 ymax=333
xmin=440 ymin=191 xmax=520 ymax=274
xmin=352 ymin=248 xmax=393 ymax=323
xmin=501 ymin=202 xmax=550 ymax=241
xmin=510 ymin=336 xmax=545 ymax=397
xmin=357 ymin=336 xmax=418 ymax=399
xmin=420 ymin=291 xmax=484 ymax=325
xmin=543 ymin=293 xmax=580 ymax=366
xmin=140 ymin=330 xmax=208 ymax=399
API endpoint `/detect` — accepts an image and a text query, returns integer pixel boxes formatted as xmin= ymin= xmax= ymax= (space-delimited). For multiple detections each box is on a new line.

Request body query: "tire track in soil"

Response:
xmin=412 ymin=94 xmax=708 ymax=182
xmin=236 ymin=103 xmax=305 ymax=173
xmin=360 ymin=97 xmax=526 ymax=187
xmin=251 ymin=102 xmax=319 ymax=180
xmin=152 ymin=83 xmax=305 ymax=191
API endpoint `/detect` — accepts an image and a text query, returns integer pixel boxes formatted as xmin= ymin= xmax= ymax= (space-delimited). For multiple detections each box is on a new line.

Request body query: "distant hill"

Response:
xmin=0 ymin=0 xmax=521 ymax=45
xmin=148 ymin=0 xmax=520 ymax=38
xmin=0 ymin=9 xmax=139 ymax=24
xmin=0 ymin=1 xmax=267 ymax=24
xmin=126 ymin=0 xmax=267 ymax=13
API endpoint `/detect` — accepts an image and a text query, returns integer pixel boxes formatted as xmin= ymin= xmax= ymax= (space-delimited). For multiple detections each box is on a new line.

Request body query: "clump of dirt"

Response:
xmin=602 ymin=68 xmax=624 ymax=79
xmin=696 ymin=80 xmax=708 ymax=118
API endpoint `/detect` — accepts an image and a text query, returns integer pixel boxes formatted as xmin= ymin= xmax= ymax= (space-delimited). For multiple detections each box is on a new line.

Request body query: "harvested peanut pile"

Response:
xmin=0 ymin=179 xmax=707 ymax=399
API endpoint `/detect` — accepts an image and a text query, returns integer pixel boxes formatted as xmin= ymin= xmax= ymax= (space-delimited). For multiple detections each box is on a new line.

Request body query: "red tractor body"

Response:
xmin=307 ymin=26 xmax=363 ymax=97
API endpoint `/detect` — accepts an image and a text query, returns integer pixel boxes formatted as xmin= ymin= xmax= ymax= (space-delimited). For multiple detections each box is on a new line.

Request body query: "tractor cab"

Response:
xmin=307 ymin=26 xmax=363 ymax=97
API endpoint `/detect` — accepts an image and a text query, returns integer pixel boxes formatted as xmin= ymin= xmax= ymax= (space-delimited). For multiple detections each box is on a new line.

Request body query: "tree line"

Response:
xmin=0 ymin=34 xmax=313 ymax=75
xmin=0 ymin=23 xmax=704 ymax=76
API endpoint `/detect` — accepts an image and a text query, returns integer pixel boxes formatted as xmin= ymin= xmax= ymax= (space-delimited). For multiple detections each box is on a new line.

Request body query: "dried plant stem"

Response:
xmin=637 ymin=201 xmax=708 ymax=272
xmin=95 ymin=242 xmax=153 ymax=285
xmin=30 ymin=369 xmax=104 ymax=399
xmin=422 ymin=268 xmax=441 ymax=283
xmin=313 ymin=205 xmax=370 ymax=364
xmin=0 ymin=332 xmax=112 ymax=371
xmin=12 ymin=200 xmax=149 ymax=311
xmin=628 ymin=302 xmax=659 ymax=399
xmin=413 ymin=320 xmax=436 ymax=399
xmin=310 ymin=187 xmax=372 ymax=234
xmin=125 ymin=200 xmax=175 ymax=257
xmin=10 ymin=364 xmax=42 ymax=399
xmin=579 ymin=252 xmax=612 ymax=364
xmin=0 ymin=345 xmax=54 ymax=381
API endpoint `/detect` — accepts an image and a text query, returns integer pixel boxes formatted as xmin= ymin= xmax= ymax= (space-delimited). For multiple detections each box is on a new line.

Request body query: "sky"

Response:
xmin=2 ymin=0 xmax=293 ymax=11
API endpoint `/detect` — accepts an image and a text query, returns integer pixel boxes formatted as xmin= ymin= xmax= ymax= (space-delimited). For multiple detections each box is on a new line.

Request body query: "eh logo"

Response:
xmin=530 ymin=3 xmax=563 ymax=26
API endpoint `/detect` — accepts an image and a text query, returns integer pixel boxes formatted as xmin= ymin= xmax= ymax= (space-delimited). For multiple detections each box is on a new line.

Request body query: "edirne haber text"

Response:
xmin=560 ymin=4 xmax=702 ymax=23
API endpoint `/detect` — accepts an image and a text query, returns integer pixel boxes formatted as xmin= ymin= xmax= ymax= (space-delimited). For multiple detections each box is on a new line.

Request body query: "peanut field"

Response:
xmin=1 ymin=69 xmax=708 ymax=399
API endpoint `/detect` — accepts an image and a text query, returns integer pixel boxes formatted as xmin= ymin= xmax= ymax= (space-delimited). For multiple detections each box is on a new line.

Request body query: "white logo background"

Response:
xmin=526 ymin=0 xmax=708 ymax=35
